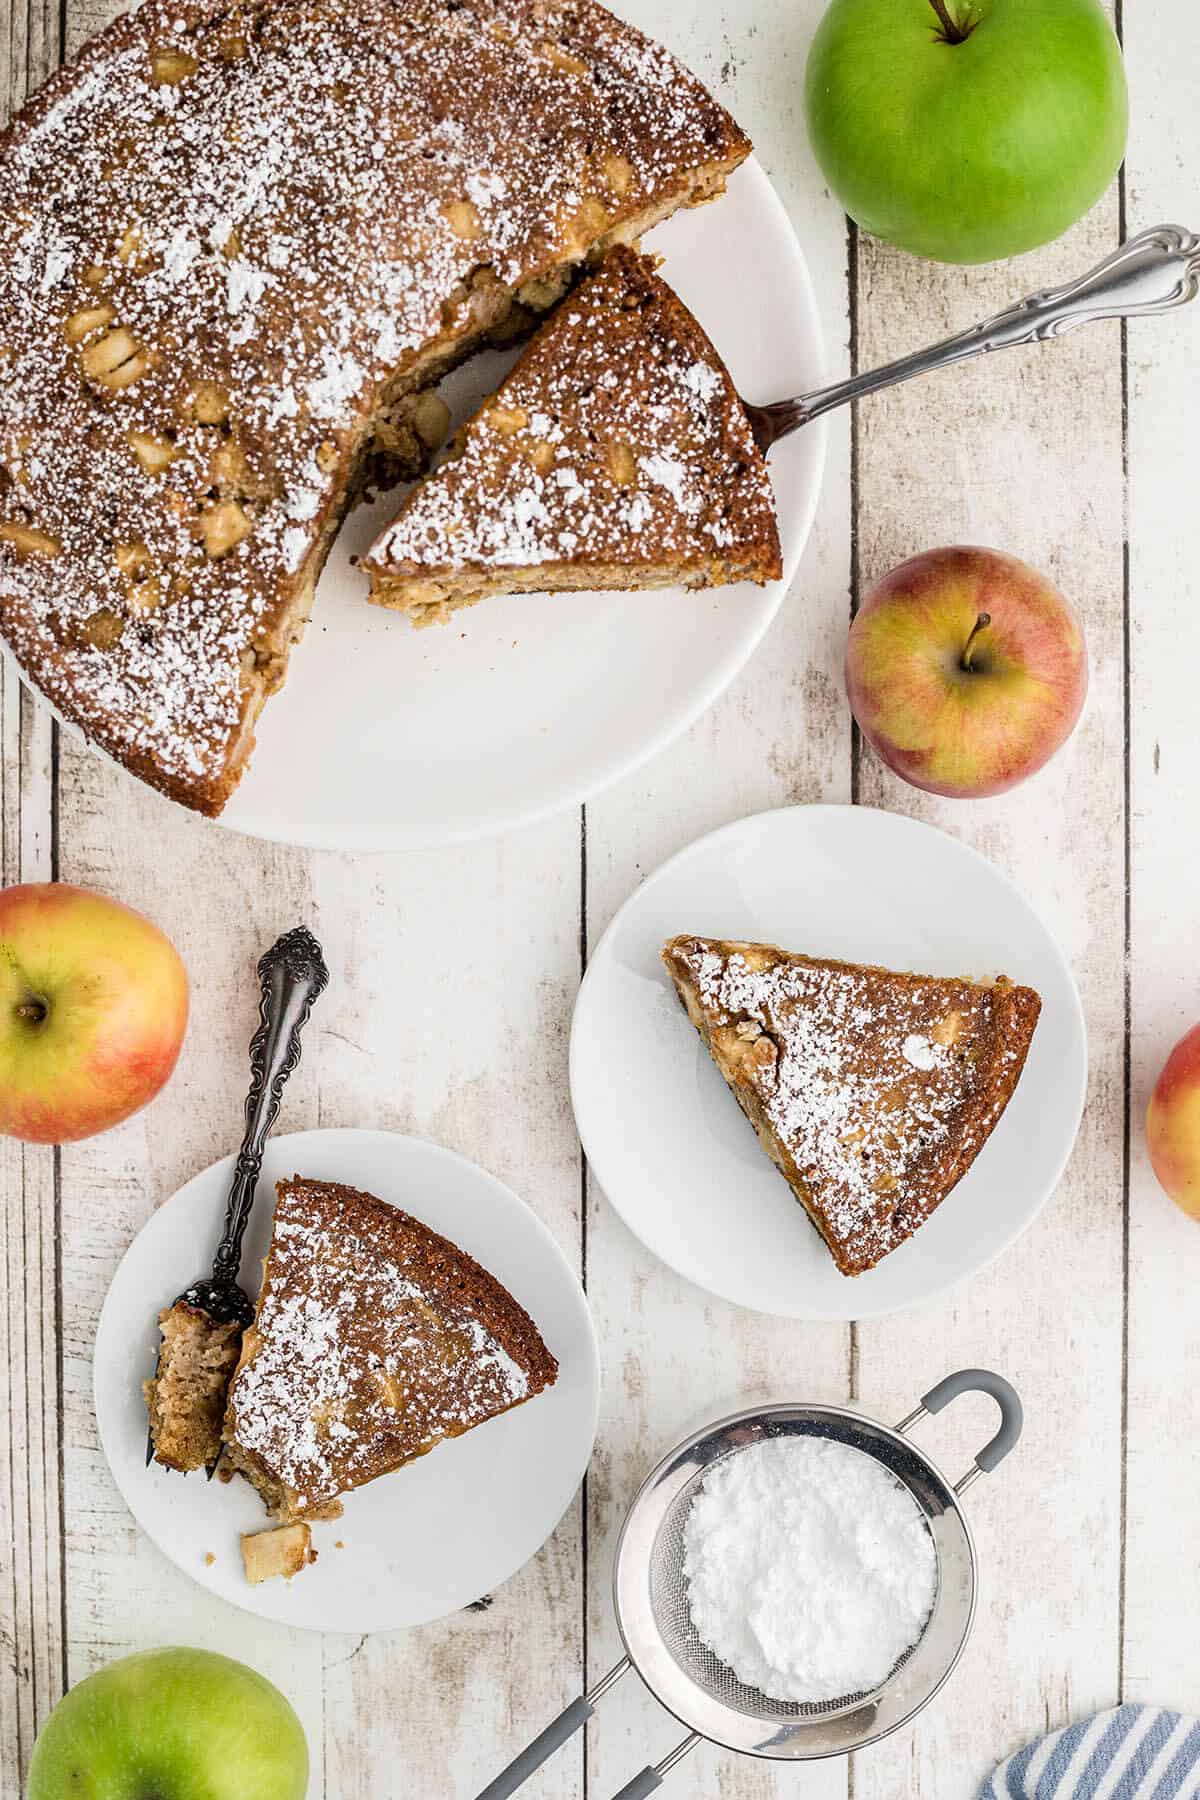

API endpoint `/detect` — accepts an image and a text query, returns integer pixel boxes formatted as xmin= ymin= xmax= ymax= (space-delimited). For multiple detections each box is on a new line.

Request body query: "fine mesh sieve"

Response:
xmin=640 ymin=1417 xmax=929 ymax=1725
xmin=477 ymin=1368 xmax=1022 ymax=1800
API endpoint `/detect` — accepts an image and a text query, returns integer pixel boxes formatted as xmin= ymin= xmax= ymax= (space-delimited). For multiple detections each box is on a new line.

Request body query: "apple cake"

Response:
xmin=365 ymin=246 xmax=781 ymax=624
xmin=0 ymin=0 xmax=750 ymax=814
xmin=662 ymin=935 xmax=1041 ymax=1275
xmin=222 ymin=1176 xmax=558 ymax=1521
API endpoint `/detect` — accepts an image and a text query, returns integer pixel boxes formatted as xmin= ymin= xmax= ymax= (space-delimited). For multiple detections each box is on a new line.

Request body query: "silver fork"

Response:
xmin=144 ymin=926 xmax=329 ymax=1476
xmin=742 ymin=223 xmax=1200 ymax=453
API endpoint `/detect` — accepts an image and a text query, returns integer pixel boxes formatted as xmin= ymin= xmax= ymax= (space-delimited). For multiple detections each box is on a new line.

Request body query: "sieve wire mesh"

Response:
xmin=645 ymin=1423 xmax=940 ymax=1725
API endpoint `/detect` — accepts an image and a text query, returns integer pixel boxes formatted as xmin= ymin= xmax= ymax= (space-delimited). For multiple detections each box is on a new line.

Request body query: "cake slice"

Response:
xmin=364 ymin=247 xmax=781 ymax=625
xmin=222 ymin=1176 xmax=558 ymax=1521
xmin=0 ymin=0 xmax=750 ymax=813
xmin=662 ymin=936 xmax=1041 ymax=1276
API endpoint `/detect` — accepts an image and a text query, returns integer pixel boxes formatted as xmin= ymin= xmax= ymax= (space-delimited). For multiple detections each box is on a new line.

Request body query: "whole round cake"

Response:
xmin=0 ymin=0 xmax=749 ymax=813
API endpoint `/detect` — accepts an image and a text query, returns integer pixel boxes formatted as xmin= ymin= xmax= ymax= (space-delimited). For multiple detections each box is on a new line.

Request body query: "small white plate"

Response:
xmin=570 ymin=806 xmax=1087 ymax=1320
xmin=94 ymin=1128 xmax=598 ymax=1632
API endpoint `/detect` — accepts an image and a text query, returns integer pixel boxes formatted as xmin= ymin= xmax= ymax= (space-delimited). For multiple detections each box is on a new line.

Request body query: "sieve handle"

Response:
xmin=609 ymin=1770 xmax=664 ymax=1799
xmin=606 ymin=1733 xmax=702 ymax=1799
xmin=475 ymin=1660 xmax=630 ymax=1800
xmin=908 ymin=1368 xmax=1024 ymax=1490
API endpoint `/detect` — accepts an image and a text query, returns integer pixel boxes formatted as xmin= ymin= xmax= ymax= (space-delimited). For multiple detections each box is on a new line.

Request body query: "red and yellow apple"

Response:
xmin=1146 ymin=1024 xmax=1200 ymax=1220
xmin=27 ymin=1646 xmax=308 ymax=1800
xmin=845 ymin=546 xmax=1088 ymax=798
xmin=0 ymin=882 xmax=188 ymax=1143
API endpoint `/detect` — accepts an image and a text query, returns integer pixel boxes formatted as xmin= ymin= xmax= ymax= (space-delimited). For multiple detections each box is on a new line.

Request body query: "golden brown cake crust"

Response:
xmin=662 ymin=935 xmax=1041 ymax=1276
xmin=223 ymin=1175 xmax=558 ymax=1520
xmin=0 ymin=0 xmax=749 ymax=813
xmin=366 ymin=245 xmax=781 ymax=624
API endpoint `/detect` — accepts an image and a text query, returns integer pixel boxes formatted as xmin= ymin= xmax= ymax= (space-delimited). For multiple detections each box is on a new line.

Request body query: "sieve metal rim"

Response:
xmin=474 ymin=1369 xmax=1022 ymax=1800
xmin=609 ymin=1399 xmax=979 ymax=1763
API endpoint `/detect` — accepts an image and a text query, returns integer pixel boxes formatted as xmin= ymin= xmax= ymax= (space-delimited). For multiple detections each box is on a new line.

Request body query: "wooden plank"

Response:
xmin=0 ymin=1117 xmax=61 ymax=1789
xmin=0 ymin=8 xmax=61 ymax=1784
xmin=1 ymin=0 xmax=58 ymax=124
xmin=54 ymin=745 xmax=584 ymax=1795
xmin=309 ymin=826 xmax=585 ymax=1799
xmin=849 ymin=193 xmax=1127 ymax=1794
xmin=1121 ymin=0 xmax=1200 ymax=1713
xmin=580 ymin=1 xmax=855 ymax=1792
xmin=16 ymin=0 xmax=573 ymax=1785
xmin=54 ymin=751 xmax=328 ymax=1755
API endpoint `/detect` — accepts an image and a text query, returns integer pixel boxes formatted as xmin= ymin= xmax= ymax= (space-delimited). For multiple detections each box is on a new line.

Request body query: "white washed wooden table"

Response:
xmin=3 ymin=1 xmax=1199 ymax=1795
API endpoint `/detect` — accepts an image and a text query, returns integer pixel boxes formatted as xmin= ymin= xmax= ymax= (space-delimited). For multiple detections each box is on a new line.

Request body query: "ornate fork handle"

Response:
xmin=749 ymin=223 xmax=1200 ymax=450
xmin=203 ymin=927 xmax=329 ymax=1306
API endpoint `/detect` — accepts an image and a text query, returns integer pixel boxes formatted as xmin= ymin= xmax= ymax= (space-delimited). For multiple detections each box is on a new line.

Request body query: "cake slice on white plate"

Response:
xmin=661 ymin=934 xmax=1041 ymax=1276
xmin=364 ymin=247 xmax=781 ymax=626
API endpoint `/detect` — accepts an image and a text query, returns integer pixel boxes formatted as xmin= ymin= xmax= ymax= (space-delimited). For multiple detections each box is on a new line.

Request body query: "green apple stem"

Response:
xmin=927 ymin=0 xmax=972 ymax=43
xmin=961 ymin=613 xmax=992 ymax=671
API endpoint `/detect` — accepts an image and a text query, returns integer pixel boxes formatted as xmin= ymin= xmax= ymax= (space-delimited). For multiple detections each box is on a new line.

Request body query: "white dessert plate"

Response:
xmin=94 ymin=1127 xmax=598 ymax=1632
xmin=570 ymin=805 xmax=1087 ymax=1320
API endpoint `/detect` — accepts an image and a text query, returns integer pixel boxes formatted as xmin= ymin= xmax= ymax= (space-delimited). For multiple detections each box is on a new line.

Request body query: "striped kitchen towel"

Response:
xmin=982 ymin=1706 xmax=1200 ymax=1800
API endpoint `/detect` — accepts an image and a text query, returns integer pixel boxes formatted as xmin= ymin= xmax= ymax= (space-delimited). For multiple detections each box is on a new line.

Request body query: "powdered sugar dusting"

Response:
xmin=902 ymin=1033 xmax=938 ymax=1071
xmin=666 ymin=937 xmax=1039 ymax=1273
xmin=370 ymin=247 xmax=779 ymax=584
xmin=226 ymin=1177 xmax=555 ymax=1514
xmin=0 ymin=0 xmax=748 ymax=807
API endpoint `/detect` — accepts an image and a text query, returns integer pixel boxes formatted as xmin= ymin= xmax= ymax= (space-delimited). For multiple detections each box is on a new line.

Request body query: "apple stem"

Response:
xmin=927 ymin=0 xmax=972 ymax=43
xmin=15 ymin=998 xmax=47 ymax=1024
xmin=961 ymin=613 xmax=992 ymax=672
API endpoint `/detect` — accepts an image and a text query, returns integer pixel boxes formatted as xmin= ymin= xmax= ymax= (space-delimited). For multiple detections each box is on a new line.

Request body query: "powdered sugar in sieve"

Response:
xmin=682 ymin=1435 xmax=937 ymax=1703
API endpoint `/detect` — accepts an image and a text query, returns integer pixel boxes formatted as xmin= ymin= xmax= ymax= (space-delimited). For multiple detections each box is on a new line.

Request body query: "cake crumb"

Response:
xmin=241 ymin=1522 xmax=317 ymax=1585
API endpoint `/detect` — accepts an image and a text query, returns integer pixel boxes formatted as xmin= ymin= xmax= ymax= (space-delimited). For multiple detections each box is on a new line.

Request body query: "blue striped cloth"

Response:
xmin=982 ymin=1707 xmax=1200 ymax=1800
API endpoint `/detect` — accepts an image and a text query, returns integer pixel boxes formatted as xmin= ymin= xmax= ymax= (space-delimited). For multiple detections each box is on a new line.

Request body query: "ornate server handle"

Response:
xmin=208 ymin=927 xmax=329 ymax=1294
xmin=749 ymin=224 xmax=1200 ymax=449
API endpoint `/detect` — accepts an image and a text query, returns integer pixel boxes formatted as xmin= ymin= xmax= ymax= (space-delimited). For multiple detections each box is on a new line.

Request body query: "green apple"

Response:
xmin=27 ymin=1647 xmax=308 ymax=1800
xmin=805 ymin=0 xmax=1128 ymax=263
xmin=845 ymin=545 xmax=1087 ymax=797
xmin=0 ymin=881 xmax=188 ymax=1143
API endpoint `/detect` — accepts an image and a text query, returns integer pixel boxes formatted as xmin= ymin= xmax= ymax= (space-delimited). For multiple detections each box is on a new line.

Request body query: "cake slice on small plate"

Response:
xmin=661 ymin=935 xmax=1041 ymax=1277
xmin=222 ymin=1176 xmax=558 ymax=1522
xmin=364 ymin=246 xmax=781 ymax=626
